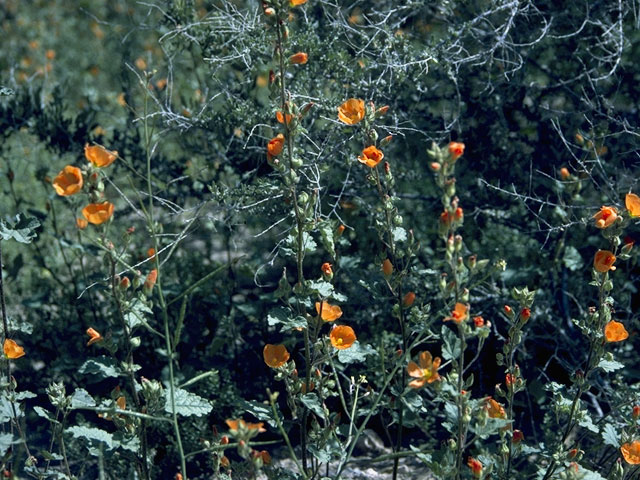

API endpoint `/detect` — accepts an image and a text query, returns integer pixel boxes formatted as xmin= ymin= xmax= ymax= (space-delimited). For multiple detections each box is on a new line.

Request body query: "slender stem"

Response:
xmin=0 ymin=242 xmax=8 ymax=339
xmin=269 ymin=392 xmax=308 ymax=480
xmin=143 ymin=83 xmax=187 ymax=478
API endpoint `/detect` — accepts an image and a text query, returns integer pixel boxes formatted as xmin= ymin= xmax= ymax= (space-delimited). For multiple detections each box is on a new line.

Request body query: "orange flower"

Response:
xmin=337 ymin=98 xmax=365 ymax=125
xmin=225 ymin=419 xmax=266 ymax=433
xmin=263 ymin=344 xmax=290 ymax=368
xmin=444 ymin=303 xmax=469 ymax=324
xmin=82 ymin=202 xmax=114 ymax=225
xmin=290 ymin=0 xmax=307 ymax=5
xmin=86 ymin=328 xmax=102 ymax=346
xmin=321 ymin=263 xmax=333 ymax=276
xmin=357 ymin=145 xmax=384 ymax=168
xmin=276 ymin=111 xmax=293 ymax=125
xmin=448 ymin=142 xmax=465 ymax=160
xmin=621 ymin=441 xmax=640 ymax=464
xmin=147 ymin=248 xmax=156 ymax=258
xmin=560 ymin=167 xmax=570 ymax=180
xmin=76 ymin=218 xmax=88 ymax=230
xmin=315 ymin=301 xmax=343 ymax=322
xmin=593 ymin=206 xmax=618 ymax=229
xmin=626 ymin=193 xmax=640 ymax=217
xmin=330 ymin=325 xmax=356 ymax=349
xmin=473 ymin=316 xmax=485 ymax=327
xmin=485 ymin=397 xmax=506 ymax=419
xmin=84 ymin=144 xmax=117 ymax=168
xmin=594 ymin=250 xmax=616 ymax=272
xmin=407 ymin=351 xmax=441 ymax=388
xmin=604 ymin=320 xmax=629 ymax=342
xmin=382 ymin=259 xmax=393 ymax=277
xmin=3 ymin=339 xmax=25 ymax=359
xmin=467 ymin=457 xmax=483 ymax=477
xmin=289 ymin=52 xmax=308 ymax=65
xmin=53 ymin=165 xmax=83 ymax=196
xmin=46 ymin=49 xmax=56 ymax=60
xmin=267 ymin=134 xmax=285 ymax=157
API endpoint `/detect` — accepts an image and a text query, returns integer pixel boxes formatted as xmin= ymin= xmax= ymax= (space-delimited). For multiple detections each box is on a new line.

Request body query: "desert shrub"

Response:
xmin=0 ymin=0 xmax=639 ymax=479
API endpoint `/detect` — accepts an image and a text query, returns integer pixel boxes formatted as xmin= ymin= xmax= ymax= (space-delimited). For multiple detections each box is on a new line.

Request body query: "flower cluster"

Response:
xmin=52 ymin=143 xmax=118 ymax=226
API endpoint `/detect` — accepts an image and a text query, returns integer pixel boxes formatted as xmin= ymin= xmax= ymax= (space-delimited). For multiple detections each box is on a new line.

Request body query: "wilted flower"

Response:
xmin=337 ymin=98 xmax=365 ymax=125
xmin=263 ymin=344 xmax=290 ymax=368
xmin=407 ymin=351 xmax=441 ymax=388
xmin=4 ymin=339 xmax=25 ymax=359
xmin=604 ymin=320 xmax=629 ymax=342
xmin=594 ymin=250 xmax=616 ymax=273
xmin=53 ymin=166 xmax=83 ymax=196
xmin=85 ymin=144 xmax=117 ymax=168
xmin=315 ymin=301 xmax=342 ymax=322
xmin=357 ymin=145 xmax=384 ymax=168
xmin=593 ymin=206 xmax=618 ymax=229
xmin=86 ymin=328 xmax=102 ymax=346
xmin=330 ymin=325 xmax=356 ymax=349
xmin=444 ymin=303 xmax=469 ymax=324
xmin=82 ymin=202 xmax=114 ymax=225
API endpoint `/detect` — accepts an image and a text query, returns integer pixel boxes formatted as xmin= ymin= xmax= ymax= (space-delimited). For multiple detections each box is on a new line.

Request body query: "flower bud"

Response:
xmin=512 ymin=429 xmax=524 ymax=444
xmin=520 ymin=308 xmax=531 ymax=323
xmin=454 ymin=207 xmax=463 ymax=222
xmin=382 ymin=259 xmax=393 ymax=277
xmin=321 ymin=262 xmax=333 ymax=280
xmin=504 ymin=305 xmax=514 ymax=318
xmin=430 ymin=162 xmax=441 ymax=171
xmin=633 ymin=405 xmax=640 ymax=420
xmin=119 ymin=277 xmax=131 ymax=290
xmin=336 ymin=224 xmax=346 ymax=236
xmin=402 ymin=292 xmax=415 ymax=308
xmin=380 ymin=135 xmax=393 ymax=147
xmin=375 ymin=105 xmax=389 ymax=117
xmin=473 ymin=316 xmax=485 ymax=327
xmin=560 ymin=167 xmax=570 ymax=180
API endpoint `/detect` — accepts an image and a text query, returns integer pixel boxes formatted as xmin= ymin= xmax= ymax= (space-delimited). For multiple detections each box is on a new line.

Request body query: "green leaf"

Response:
xmin=0 ymin=214 xmax=40 ymax=244
xmin=307 ymin=280 xmax=334 ymax=298
xmin=562 ymin=246 xmax=583 ymax=271
xmin=125 ymin=301 xmax=153 ymax=331
xmin=71 ymin=389 xmax=96 ymax=409
xmin=79 ymin=356 xmax=122 ymax=381
xmin=66 ymin=426 xmax=115 ymax=450
xmin=578 ymin=414 xmax=598 ymax=433
xmin=0 ymin=87 xmax=15 ymax=96
xmin=34 ymin=406 xmax=59 ymax=424
xmin=164 ymin=388 xmax=213 ymax=417
xmin=267 ymin=307 xmax=307 ymax=332
xmin=318 ymin=222 xmax=336 ymax=259
xmin=441 ymin=325 xmax=461 ymax=361
xmin=237 ymin=399 xmax=280 ymax=429
xmin=337 ymin=341 xmax=375 ymax=364
xmin=300 ymin=393 xmax=325 ymax=418
xmin=0 ymin=433 xmax=16 ymax=456
xmin=602 ymin=423 xmax=620 ymax=447
xmin=598 ymin=359 xmax=624 ymax=372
